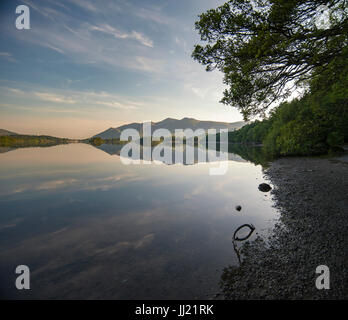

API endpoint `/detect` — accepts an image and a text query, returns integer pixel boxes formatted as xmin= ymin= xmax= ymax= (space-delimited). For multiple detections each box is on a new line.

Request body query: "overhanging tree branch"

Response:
xmin=192 ymin=0 xmax=348 ymax=119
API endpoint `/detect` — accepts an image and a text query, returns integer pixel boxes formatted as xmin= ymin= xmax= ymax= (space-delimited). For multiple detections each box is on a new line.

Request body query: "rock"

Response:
xmin=235 ymin=205 xmax=242 ymax=211
xmin=258 ymin=183 xmax=272 ymax=192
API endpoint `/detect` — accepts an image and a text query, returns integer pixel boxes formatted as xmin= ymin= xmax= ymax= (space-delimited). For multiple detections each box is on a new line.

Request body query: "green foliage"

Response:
xmin=193 ymin=0 xmax=348 ymax=119
xmin=89 ymin=137 xmax=105 ymax=146
xmin=218 ymin=17 xmax=348 ymax=157
xmin=0 ymin=135 xmax=69 ymax=148
xmin=229 ymin=75 xmax=347 ymax=156
xmin=227 ymin=120 xmax=271 ymax=144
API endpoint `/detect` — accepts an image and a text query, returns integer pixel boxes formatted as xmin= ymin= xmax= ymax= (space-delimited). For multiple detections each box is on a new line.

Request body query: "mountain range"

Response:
xmin=0 ymin=118 xmax=246 ymax=140
xmin=92 ymin=118 xmax=245 ymax=139
xmin=0 ymin=129 xmax=18 ymax=136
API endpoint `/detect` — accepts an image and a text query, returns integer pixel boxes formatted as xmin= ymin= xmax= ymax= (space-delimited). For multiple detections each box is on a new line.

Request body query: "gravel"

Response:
xmin=220 ymin=156 xmax=348 ymax=299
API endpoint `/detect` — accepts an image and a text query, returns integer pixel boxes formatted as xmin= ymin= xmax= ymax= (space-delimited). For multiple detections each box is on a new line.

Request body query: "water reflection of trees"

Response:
xmin=94 ymin=142 xmax=274 ymax=167
xmin=227 ymin=144 xmax=274 ymax=167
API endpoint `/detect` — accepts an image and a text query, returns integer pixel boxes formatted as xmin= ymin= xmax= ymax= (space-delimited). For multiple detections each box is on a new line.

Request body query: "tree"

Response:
xmin=89 ymin=137 xmax=104 ymax=146
xmin=192 ymin=0 xmax=348 ymax=120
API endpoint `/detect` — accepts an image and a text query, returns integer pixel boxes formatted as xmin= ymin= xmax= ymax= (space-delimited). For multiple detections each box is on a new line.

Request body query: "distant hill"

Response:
xmin=0 ymin=130 xmax=72 ymax=148
xmin=93 ymin=118 xmax=245 ymax=139
xmin=0 ymin=129 xmax=18 ymax=136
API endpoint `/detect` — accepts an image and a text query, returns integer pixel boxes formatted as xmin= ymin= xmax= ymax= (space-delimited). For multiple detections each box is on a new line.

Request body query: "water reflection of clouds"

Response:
xmin=36 ymin=178 xmax=77 ymax=190
xmin=184 ymin=185 xmax=206 ymax=199
xmin=82 ymin=172 xmax=145 ymax=191
xmin=95 ymin=233 xmax=156 ymax=255
xmin=0 ymin=144 xmax=279 ymax=299
xmin=1 ymin=172 xmax=144 ymax=196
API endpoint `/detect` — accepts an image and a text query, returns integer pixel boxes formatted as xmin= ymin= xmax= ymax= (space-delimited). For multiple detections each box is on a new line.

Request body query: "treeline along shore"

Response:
xmin=0 ymin=134 xmax=72 ymax=148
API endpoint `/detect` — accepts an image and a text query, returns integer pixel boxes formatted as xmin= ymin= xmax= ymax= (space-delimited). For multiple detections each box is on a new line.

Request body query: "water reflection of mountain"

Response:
xmin=0 ymin=142 xmax=273 ymax=167
xmin=94 ymin=143 xmax=248 ymax=165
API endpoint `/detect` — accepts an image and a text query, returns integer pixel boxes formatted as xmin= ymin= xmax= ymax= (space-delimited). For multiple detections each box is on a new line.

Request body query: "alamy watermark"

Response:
xmin=315 ymin=265 xmax=330 ymax=290
xmin=15 ymin=5 xmax=30 ymax=30
xmin=15 ymin=265 xmax=30 ymax=290
xmin=118 ymin=122 xmax=229 ymax=175
xmin=13 ymin=264 xmax=331 ymax=292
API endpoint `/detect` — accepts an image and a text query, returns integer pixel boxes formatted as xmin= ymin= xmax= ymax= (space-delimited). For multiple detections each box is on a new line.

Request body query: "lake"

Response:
xmin=0 ymin=143 xmax=278 ymax=299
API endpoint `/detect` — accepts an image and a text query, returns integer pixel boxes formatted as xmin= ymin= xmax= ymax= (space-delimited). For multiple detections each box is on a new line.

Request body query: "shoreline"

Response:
xmin=220 ymin=154 xmax=348 ymax=299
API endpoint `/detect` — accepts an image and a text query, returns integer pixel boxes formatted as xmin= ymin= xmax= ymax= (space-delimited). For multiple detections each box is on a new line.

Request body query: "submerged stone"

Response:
xmin=258 ymin=183 xmax=272 ymax=192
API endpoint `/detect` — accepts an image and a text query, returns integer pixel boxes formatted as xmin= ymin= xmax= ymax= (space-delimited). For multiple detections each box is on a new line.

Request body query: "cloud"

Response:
xmin=69 ymin=0 xmax=100 ymax=13
xmin=0 ymin=52 xmax=17 ymax=63
xmin=23 ymin=0 xmax=69 ymax=22
xmin=90 ymin=24 xmax=154 ymax=48
xmin=94 ymin=101 xmax=138 ymax=110
xmin=131 ymin=31 xmax=154 ymax=48
xmin=135 ymin=56 xmax=164 ymax=73
xmin=184 ymin=83 xmax=207 ymax=99
xmin=184 ymin=80 xmax=223 ymax=102
xmin=6 ymin=87 xmax=25 ymax=95
xmin=1 ymin=86 xmax=143 ymax=112
xmin=45 ymin=45 xmax=65 ymax=54
xmin=134 ymin=6 xmax=176 ymax=27
xmin=0 ymin=0 xmax=245 ymax=137
xmin=174 ymin=36 xmax=188 ymax=51
xmin=34 ymin=92 xmax=77 ymax=104
xmin=11 ymin=21 xmax=161 ymax=73
xmin=12 ymin=1 xmax=162 ymax=74
xmin=0 ymin=52 xmax=12 ymax=57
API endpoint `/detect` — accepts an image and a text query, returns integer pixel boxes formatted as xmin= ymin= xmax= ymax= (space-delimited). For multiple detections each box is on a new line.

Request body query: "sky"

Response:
xmin=0 ymin=0 xmax=245 ymax=139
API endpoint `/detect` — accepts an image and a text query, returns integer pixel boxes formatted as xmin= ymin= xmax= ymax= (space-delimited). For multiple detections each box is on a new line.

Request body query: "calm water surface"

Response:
xmin=0 ymin=143 xmax=278 ymax=299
